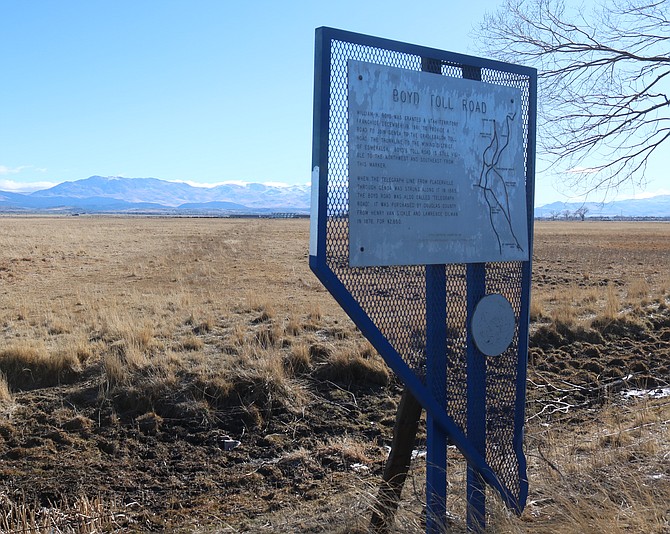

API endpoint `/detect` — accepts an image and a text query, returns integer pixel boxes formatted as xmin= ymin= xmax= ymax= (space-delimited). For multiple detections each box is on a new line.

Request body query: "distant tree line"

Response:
xmin=545 ymin=206 xmax=590 ymax=220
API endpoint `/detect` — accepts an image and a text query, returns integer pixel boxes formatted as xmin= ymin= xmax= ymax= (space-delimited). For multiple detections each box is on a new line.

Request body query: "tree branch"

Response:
xmin=475 ymin=0 xmax=670 ymax=195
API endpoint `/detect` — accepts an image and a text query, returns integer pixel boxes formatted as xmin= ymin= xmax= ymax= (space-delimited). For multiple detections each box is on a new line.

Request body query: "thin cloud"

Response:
xmin=262 ymin=181 xmax=293 ymax=188
xmin=0 ymin=179 xmax=59 ymax=193
xmin=0 ymin=165 xmax=30 ymax=176
xmin=631 ymin=188 xmax=670 ymax=199
xmin=167 ymin=179 xmax=230 ymax=188
xmin=171 ymin=179 xmax=300 ymax=189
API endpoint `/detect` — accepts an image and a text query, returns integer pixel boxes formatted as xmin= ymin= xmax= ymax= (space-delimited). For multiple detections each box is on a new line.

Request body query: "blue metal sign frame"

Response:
xmin=310 ymin=27 xmax=536 ymax=531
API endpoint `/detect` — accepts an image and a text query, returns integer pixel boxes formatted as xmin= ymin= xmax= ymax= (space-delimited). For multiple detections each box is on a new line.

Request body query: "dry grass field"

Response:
xmin=0 ymin=217 xmax=668 ymax=533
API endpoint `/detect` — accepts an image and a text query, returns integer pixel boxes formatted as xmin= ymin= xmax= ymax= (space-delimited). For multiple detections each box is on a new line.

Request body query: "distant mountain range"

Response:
xmin=1 ymin=175 xmax=668 ymax=218
xmin=0 ymin=176 xmax=311 ymax=214
xmin=534 ymin=195 xmax=670 ymax=219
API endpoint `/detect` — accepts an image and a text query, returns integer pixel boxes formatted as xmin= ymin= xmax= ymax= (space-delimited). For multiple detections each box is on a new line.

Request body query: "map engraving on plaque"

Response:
xmin=348 ymin=60 xmax=528 ymax=267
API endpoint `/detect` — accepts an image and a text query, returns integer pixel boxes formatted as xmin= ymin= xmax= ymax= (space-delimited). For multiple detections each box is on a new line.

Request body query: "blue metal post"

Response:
xmin=461 ymin=62 xmax=487 ymax=533
xmin=426 ymin=264 xmax=447 ymax=533
xmin=466 ymin=263 xmax=487 ymax=532
xmin=421 ymin=56 xmax=449 ymax=534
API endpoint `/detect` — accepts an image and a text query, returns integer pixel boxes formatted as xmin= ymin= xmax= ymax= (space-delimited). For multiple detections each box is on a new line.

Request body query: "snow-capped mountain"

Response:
xmin=0 ymin=176 xmax=311 ymax=213
xmin=1 ymin=176 xmax=667 ymax=217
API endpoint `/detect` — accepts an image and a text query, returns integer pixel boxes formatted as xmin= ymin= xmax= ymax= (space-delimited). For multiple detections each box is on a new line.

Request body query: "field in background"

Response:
xmin=0 ymin=217 xmax=668 ymax=532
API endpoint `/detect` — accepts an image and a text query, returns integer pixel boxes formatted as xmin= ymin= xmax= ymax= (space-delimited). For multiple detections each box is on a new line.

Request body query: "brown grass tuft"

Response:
xmin=252 ymin=323 xmax=284 ymax=349
xmin=285 ymin=314 xmax=302 ymax=336
xmin=178 ymin=334 xmax=204 ymax=351
xmin=0 ymin=342 xmax=80 ymax=390
xmin=307 ymin=303 xmax=322 ymax=323
xmin=627 ymin=277 xmax=651 ymax=302
xmin=314 ymin=343 xmax=390 ymax=386
xmin=316 ymin=437 xmax=371 ymax=469
xmin=284 ymin=342 xmax=312 ymax=376
xmin=102 ymin=352 xmax=129 ymax=389
xmin=550 ymin=301 xmax=577 ymax=327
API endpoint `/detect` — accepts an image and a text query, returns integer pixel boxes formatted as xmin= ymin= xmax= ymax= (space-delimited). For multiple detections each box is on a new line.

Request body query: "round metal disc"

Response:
xmin=471 ymin=293 xmax=516 ymax=356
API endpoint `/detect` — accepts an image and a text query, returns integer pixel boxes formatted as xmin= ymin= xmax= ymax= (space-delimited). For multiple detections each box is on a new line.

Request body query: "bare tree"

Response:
xmin=574 ymin=205 xmax=590 ymax=220
xmin=475 ymin=0 xmax=670 ymax=198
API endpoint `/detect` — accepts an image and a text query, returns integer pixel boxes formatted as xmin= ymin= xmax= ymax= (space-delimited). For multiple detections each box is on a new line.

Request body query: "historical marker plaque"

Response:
xmin=348 ymin=60 xmax=528 ymax=267
xmin=310 ymin=27 xmax=537 ymax=530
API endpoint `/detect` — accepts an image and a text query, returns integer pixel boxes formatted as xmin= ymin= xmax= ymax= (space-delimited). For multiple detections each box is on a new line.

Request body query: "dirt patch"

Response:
xmin=0 ymin=370 xmax=403 ymax=531
xmin=529 ymin=304 xmax=670 ymax=412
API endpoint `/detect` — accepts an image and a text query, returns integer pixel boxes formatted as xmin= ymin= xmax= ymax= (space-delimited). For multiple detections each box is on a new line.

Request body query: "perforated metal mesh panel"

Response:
xmin=311 ymin=28 xmax=535 ymax=511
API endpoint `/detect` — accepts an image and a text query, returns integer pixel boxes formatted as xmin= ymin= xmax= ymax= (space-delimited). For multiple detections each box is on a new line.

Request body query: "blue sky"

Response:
xmin=1 ymin=1 xmax=667 ymax=206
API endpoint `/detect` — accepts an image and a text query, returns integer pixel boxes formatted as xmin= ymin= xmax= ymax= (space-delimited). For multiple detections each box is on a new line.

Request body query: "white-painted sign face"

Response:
xmin=348 ymin=60 xmax=528 ymax=267
xmin=471 ymin=294 xmax=517 ymax=356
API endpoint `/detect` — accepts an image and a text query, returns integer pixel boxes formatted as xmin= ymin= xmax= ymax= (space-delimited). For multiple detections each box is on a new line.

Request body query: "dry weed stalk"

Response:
xmin=0 ymin=493 xmax=123 ymax=534
xmin=604 ymin=283 xmax=621 ymax=320
xmin=0 ymin=372 xmax=12 ymax=403
xmin=529 ymin=298 xmax=544 ymax=322
xmin=501 ymin=398 xmax=670 ymax=534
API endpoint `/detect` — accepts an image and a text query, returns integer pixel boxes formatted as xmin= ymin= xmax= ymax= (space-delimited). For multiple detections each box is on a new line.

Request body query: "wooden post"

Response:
xmin=370 ymin=388 xmax=423 ymax=533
